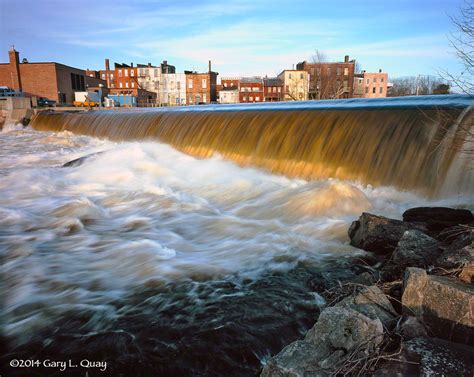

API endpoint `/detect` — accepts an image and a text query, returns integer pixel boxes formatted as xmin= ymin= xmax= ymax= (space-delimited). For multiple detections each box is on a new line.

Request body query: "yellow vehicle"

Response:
xmin=73 ymin=100 xmax=98 ymax=107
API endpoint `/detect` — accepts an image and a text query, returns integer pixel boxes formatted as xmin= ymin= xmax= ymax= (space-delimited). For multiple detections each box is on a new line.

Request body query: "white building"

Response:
xmin=160 ymin=73 xmax=186 ymax=106
xmin=137 ymin=64 xmax=161 ymax=104
xmin=218 ymin=87 xmax=239 ymax=103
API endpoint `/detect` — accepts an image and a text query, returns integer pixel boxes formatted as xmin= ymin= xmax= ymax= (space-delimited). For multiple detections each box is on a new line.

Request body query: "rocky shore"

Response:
xmin=261 ymin=207 xmax=474 ymax=376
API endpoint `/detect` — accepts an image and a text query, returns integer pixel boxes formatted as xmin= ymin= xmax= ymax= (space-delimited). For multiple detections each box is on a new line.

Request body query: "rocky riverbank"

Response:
xmin=261 ymin=207 xmax=474 ymax=376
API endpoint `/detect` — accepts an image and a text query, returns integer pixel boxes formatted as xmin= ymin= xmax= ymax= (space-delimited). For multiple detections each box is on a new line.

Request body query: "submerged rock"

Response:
xmin=348 ymin=212 xmax=417 ymax=254
xmin=402 ymin=267 xmax=474 ymax=345
xmin=391 ymin=229 xmax=441 ymax=268
xmin=402 ymin=207 xmax=474 ymax=232
xmin=62 ymin=151 xmax=104 ymax=167
xmin=400 ymin=317 xmax=428 ymax=340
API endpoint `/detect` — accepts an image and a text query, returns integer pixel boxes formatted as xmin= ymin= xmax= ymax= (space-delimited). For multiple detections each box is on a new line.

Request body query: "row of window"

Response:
xmin=366 ymin=87 xmax=384 ymax=94
xmin=188 ymin=94 xmax=207 ymax=102
xmin=240 ymin=87 xmax=262 ymax=92
xmin=188 ymin=79 xmax=207 ymax=89
xmin=242 ymin=96 xmax=260 ymax=102
xmin=288 ymin=73 xmax=305 ymax=79
xmin=119 ymin=82 xmax=135 ymax=88
xmin=310 ymin=67 xmax=350 ymax=76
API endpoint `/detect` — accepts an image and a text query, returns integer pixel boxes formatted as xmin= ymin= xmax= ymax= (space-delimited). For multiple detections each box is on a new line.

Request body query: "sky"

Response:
xmin=0 ymin=0 xmax=466 ymax=80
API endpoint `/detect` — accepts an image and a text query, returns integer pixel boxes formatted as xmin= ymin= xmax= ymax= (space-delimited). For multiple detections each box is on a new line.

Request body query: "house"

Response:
xmin=353 ymin=70 xmax=388 ymax=98
xmin=296 ymin=55 xmax=356 ymax=99
xmin=185 ymin=61 xmax=218 ymax=105
xmin=0 ymin=47 xmax=106 ymax=104
xmin=263 ymin=77 xmax=283 ymax=102
xmin=239 ymin=77 xmax=264 ymax=103
xmin=277 ymin=70 xmax=309 ymax=101
xmin=218 ymin=87 xmax=239 ymax=103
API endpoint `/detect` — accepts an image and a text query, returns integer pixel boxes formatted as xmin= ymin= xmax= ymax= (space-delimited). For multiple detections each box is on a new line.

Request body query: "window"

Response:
xmin=177 ymin=82 xmax=180 ymax=90
xmin=373 ymin=78 xmax=377 ymax=83
xmin=337 ymin=67 xmax=342 ymax=75
xmin=317 ymin=68 xmax=321 ymax=75
xmin=289 ymin=74 xmax=292 ymax=79
xmin=110 ymin=74 xmax=114 ymax=79
xmin=300 ymin=73 xmax=304 ymax=79
xmin=125 ymin=82 xmax=129 ymax=88
xmin=119 ymin=70 xmax=122 ymax=77
xmin=188 ymin=79 xmax=193 ymax=89
xmin=286 ymin=85 xmax=289 ymax=93
xmin=365 ymin=87 xmax=368 ymax=94
xmin=381 ymin=77 xmax=384 ymax=82
xmin=367 ymin=79 xmax=370 ymax=84
xmin=154 ymin=69 xmax=159 ymax=77
xmin=125 ymin=70 xmax=128 ymax=77
xmin=372 ymin=87 xmax=376 ymax=93
xmin=278 ymin=87 xmax=281 ymax=93
xmin=202 ymin=78 xmax=207 ymax=88
xmin=344 ymin=80 xmax=348 ymax=89
xmin=344 ymin=67 xmax=349 ymax=76
xmin=119 ymin=82 xmax=123 ymax=88
xmin=273 ymin=87 xmax=277 ymax=93
xmin=203 ymin=94 xmax=207 ymax=102
xmin=310 ymin=68 xmax=315 ymax=75
xmin=358 ymin=79 xmax=362 ymax=84
xmin=249 ymin=96 xmax=253 ymax=101
xmin=379 ymin=87 xmax=383 ymax=94
xmin=224 ymin=83 xmax=228 ymax=87
xmin=70 ymin=73 xmax=85 ymax=91
xmin=327 ymin=68 xmax=331 ymax=75
xmin=131 ymin=82 xmax=135 ymax=88
xmin=101 ymin=73 xmax=105 ymax=79
xmin=131 ymin=70 xmax=134 ymax=76
xmin=243 ymin=96 xmax=247 ymax=102
xmin=256 ymin=96 xmax=260 ymax=101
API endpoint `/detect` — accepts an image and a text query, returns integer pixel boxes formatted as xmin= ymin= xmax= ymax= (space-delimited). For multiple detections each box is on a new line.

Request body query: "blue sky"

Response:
xmin=0 ymin=0 xmax=464 ymax=80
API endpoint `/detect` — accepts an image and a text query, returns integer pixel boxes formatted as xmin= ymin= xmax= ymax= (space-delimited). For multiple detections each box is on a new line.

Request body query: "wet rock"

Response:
xmin=404 ymin=337 xmax=474 ymax=376
xmin=336 ymin=285 xmax=398 ymax=328
xmin=400 ymin=317 xmax=428 ymax=340
xmin=402 ymin=267 xmax=474 ymax=345
xmin=402 ymin=207 xmax=474 ymax=232
xmin=348 ymin=213 xmax=418 ymax=254
xmin=351 ymin=271 xmax=376 ymax=286
xmin=260 ymin=340 xmax=327 ymax=377
xmin=62 ymin=151 xmax=104 ymax=167
xmin=391 ymin=230 xmax=441 ymax=267
xmin=437 ymin=224 xmax=474 ymax=243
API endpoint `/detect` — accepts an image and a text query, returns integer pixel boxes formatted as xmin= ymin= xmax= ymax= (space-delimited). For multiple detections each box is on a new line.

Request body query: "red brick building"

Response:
xmin=0 ymin=47 xmax=106 ymax=104
xmin=296 ymin=55 xmax=356 ymax=99
xmin=239 ymin=77 xmax=264 ymax=103
xmin=221 ymin=77 xmax=240 ymax=89
xmin=185 ymin=61 xmax=218 ymax=105
xmin=263 ymin=77 xmax=283 ymax=102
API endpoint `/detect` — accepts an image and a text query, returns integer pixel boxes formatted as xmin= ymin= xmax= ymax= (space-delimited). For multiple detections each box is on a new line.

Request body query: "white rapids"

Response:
xmin=1 ymin=126 xmax=473 ymax=343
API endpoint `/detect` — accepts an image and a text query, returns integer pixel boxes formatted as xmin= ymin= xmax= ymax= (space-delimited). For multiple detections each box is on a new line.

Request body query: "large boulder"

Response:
xmin=402 ymin=207 xmax=474 ymax=232
xmin=261 ymin=307 xmax=384 ymax=376
xmin=348 ymin=213 xmax=418 ymax=254
xmin=402 ymin=268 xmax=474 ymax=345
xmin=336 ymin=285 xmax=397 ymax=328
xmin=391 ymin=230 xmax=441 ymax=267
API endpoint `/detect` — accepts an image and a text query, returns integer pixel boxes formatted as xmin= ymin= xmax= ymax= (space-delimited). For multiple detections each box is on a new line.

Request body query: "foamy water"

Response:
xmin=1 ymin=127 xmax=473 ymax=348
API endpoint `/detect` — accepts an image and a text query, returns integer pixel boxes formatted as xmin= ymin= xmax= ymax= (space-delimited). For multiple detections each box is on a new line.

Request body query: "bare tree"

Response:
xmin=388 ymin=75 xmax=448 ymax=96
xmin=443 ymin=1 xmax=474 ymax=94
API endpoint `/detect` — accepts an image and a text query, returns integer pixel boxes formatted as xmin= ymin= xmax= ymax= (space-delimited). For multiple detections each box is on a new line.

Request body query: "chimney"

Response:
xmin=105 ymin=58 xmax=110 ymax=71
xmin=8 ymin=46 xmax=22 ymax=91
xmin=379 ymin=69 xmax=382 ymax=73
xmin=209 ymin=60 xmax=212 ymax=73
xmin=148 ymin=63 xmax=151 ymax=67
xmin=344 ymin=55 xmax=349 ymax=63
xmin=131 ymin=62 xmax=133 ymax=67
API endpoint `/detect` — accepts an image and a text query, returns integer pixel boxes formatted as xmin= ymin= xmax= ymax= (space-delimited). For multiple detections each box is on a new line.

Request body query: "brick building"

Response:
xmin=296 ymin=55 xmax=356 ymax=99
xmin=185 ymin=61 xmax=218 ymax=105
xmin=0 ymin=47 xmax=105 ymax=104
xmin=263 ymin=77 xmax=283 ymax=102
xmin=221 ymin=77 xmax=241 ymax=89
xmin=239 ymin=77 xmax=264 ymax=103
xmin=353 ymin=70 xmax=388 ymax=98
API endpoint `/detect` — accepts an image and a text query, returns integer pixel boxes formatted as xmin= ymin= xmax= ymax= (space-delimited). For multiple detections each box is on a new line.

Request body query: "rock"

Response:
xmin=437 ymin=224 xmax=474 ymax=243
xmin=404 ymin=337 xmax=474 ymax=376
xmin=351 ymin=272 xmax=376 ymax=286
xmin=402 ymin=267 xmax=474 ymax=345
xmin=336 ymin=285 xmax=398 ymax=328
xmin=400 ymin=317 xmax=428 ymax=339
xmin=262 ymin=307 xmax=384 ymax=377
xmin=391 ymin=230 xmax=441 ymax=267
xmin=402 ymin=207 xmax=474 ymax=232
xmin=305 ymin=306 xmax=384 ymax=356
xmin=437 ymin=231 xmax=474 ymax=284
xmin=62 ymin=151 xmax=104 ymax=167
xmin=348 ymin=212 xmax=418 ymax=254
xmin=260 ymin=340 xmax=328 ymax=377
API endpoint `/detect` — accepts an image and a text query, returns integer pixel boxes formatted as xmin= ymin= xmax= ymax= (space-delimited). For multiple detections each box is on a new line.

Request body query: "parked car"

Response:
xmin=37 ymin=97 xmax=56 ymax=107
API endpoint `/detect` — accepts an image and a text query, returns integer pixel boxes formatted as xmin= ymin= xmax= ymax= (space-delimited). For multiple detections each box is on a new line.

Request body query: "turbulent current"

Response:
xmin=1 ymin=96 xmax=474 ymax=376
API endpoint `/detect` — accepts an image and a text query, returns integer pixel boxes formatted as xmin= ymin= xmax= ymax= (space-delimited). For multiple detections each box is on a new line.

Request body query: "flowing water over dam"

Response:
xmin=1 ymin=95 xmax=474 ymax=376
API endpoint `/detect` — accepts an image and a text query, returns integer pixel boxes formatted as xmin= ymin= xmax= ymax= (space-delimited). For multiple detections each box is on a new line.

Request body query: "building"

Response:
xmin=221 ymin=77 xmax=241 ymax=89
xmin=0 ymin=47 xmax=106 ymax=104
xmin=277 ymin=70 xmax=309 ymax=101
xmin=353 ymin=70 xmax=388 ymax=98
xmin=160 ymin=72 xmax=186 ymax=106
xmin=99 ymin=59 xmax=115 ymax=88
xmin=218 ymin=87 xmax=239 ymax=103
xmin=263 ymin=77 xmax=283 ymax=102
xmin=296 ymin=55 xmax=356 ymax=99
xmin=239 ymin=77 xmax=264 ymax=103
xmin=185 ymin=61 xmax=218 ymax=105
